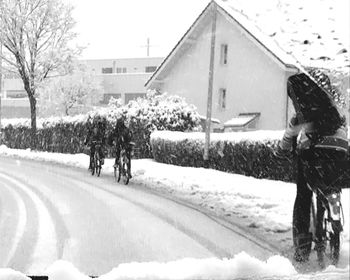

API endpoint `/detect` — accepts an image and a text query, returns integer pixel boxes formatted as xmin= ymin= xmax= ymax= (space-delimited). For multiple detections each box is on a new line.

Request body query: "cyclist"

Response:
xmin=108 ymin=118 xmax=133 ymax=178
xmin=276 ymin=107 xmax=348 ymax=264
xmin=84 ymin=117 xmax=106 ymax=170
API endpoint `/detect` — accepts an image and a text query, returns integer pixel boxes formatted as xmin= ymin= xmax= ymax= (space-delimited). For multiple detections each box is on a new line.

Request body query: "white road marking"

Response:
xmin=0 ymin=173 xmax=57 ymax=274
xmin=0 ymin=180 xmax=27 ymax=267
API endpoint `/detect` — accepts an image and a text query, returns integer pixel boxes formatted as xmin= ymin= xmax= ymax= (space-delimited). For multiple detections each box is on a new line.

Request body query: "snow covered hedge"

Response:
xmin=0 ymin=93 xmax=201 ymax=158
xmin=151 ymin=131 xmax=350 ymax=183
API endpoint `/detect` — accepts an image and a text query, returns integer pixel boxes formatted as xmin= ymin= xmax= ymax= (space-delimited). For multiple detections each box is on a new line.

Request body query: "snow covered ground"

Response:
xmin=2 ymin=257 xmax=349 ymax=280
xmin=0 ymin=145 xmax=349 ymax=279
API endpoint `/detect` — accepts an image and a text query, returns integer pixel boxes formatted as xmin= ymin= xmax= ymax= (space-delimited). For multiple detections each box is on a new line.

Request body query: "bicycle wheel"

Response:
xmin=114 ymin=163 xmax=119 ymax=181
xmin=94 ymin=153 xmax=101 ymax=177
xmin=327 ymin=191 xmax=343 ymax=266
xmin=96 ymin=160 xmax=101 ymax=177
xmin=329 ymin=219 xmax=342 ymax=265
xmin=118 ymin=153 xmax=129 ymax=185
xmin=315 ymin=195 xmax=326 ymax=269
xmin=117 ymin=159 xmax=122 ymax=183
xmin=91 ymin=158 xmax=95 ymax=176
xmin=122 ymin=160 xmax=129 ymax=185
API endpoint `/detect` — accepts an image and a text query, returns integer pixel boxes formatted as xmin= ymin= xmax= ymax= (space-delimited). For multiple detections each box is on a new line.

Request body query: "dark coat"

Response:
xmin=108 ymin=124 xmax=132 ymax=149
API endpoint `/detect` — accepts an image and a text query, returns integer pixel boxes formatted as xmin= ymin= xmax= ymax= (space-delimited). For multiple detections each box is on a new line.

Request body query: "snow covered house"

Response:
xmin=145 ymin=0 xmax=349 ymax=131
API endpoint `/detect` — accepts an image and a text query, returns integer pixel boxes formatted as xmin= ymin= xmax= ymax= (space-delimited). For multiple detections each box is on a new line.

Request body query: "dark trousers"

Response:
xmin=292 ymin=157 xmax=313 ymax=261
xmin=293 ymin=157 xmax=313 ymax=235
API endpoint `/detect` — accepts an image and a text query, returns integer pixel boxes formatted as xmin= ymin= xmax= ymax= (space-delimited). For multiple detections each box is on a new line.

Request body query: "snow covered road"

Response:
xmin=0 ymin=157 xmax=275 ymax=276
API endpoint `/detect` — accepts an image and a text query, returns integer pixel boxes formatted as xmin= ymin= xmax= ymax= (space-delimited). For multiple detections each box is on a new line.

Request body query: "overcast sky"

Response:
xmin=66 ymin=0 xmax=210 ymax=59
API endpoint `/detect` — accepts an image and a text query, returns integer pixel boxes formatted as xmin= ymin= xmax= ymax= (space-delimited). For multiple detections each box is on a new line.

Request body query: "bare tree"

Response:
xmin=0 ymin=0 xmax=80 ymax=146
xmin=38 ymin=64 xmax=102 ymax=117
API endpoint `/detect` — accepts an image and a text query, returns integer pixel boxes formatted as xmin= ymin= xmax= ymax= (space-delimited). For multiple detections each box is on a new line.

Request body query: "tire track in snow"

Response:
xmin=0 ymin=179 xmax=27 ymax=267
xmin=0 ymin=163 xmax=71 ymax=262
xmin=0 ymin=172 xmax=38 ymax=272
xmin=0 ymin=173 xmax=57 ymax=274
xmin=3 ymin=170 xmax=71 ymax=262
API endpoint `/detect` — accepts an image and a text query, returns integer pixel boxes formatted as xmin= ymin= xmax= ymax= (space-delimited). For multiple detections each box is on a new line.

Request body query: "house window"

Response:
xmin=219 ymin=88 xmax=226 ymax=109
xmin=220 ymin=44 xmax=228 ymax=65
xmin=6 ymin=90 xmax=27 ymax=98
xmin=102 ymin=67 xmax=113 ymax=74
xmin=4 ymin=73 xmax=20 ymax=79
xmin=100 ymin=93 xmax=121 ymax=104
xmin=116 ymin=67 xmax=127 ymax=73
xmin=125 ymin=93 xmax=146 ymax=104
xmin=145 ymin=66 xmax=157 ymax=73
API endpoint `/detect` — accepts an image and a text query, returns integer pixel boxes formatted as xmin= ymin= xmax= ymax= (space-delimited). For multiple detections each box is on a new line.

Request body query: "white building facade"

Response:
xmin=80 ymin=57 xmax=163 ymax=105
xmin=0 ymin=57 xmax=163 ymax=118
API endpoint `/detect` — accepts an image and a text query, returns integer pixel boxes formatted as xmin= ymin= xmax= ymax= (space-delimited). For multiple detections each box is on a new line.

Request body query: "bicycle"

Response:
xmin=113 ymin=142 xmax=134 ymax=185
xmin=274 ymin=149 xmax=346 ymax=268
xmin=114 ymin=147 xmax=130 ymax=185
xmin=301 ymin=154 xmax=349 ymax=268
xmin=90 ymin=141 xmax=103 ymax=177
xmin=307 ymin=185 xmax=344 ymax=268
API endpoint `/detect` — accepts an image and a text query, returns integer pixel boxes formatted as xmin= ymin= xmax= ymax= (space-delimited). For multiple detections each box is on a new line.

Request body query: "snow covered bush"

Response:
xmin=151 ymin=131 xmax=350 ymax=183
xmin=0 ymin=93 xmax=201 ymax=158
xmin=93 ymin=92 xmax=202 ymax=157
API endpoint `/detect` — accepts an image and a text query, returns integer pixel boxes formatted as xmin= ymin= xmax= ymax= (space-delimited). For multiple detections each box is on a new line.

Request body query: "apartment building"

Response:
xmin=0 ymin=57 xmax=164 ymax=118
xmin=80 ymin=57 xmax=163 ymax=105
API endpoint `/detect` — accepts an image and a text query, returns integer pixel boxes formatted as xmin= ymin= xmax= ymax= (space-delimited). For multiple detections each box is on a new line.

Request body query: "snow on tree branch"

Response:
xmin=0 ymin=0 xmax=82 ymax=143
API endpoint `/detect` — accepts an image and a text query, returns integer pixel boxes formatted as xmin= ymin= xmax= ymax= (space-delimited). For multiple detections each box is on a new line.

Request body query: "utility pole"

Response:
xmin=0 ymin=0 xmax=3 ymax=142
xmin=141 ymin=37 xmax=152 ymax=57
xmin=146 ymin=37 xmax=150 ymax=57
xmin=0 ymin=42 xmax=2 ymax=97
xmin=203 ymin=3 xmax=217 ymax=167
xmin=347 ymin=87 xmax=350 ymax=139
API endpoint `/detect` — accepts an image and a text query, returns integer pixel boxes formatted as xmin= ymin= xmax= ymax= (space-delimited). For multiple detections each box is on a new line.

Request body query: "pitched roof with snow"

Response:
xmin=146 ymin=0 xmax=349 ymax=88
xmin=219 ymin=0 xmax=349 ymax=74
xmin=215 ymin=0 xmax=299 ymax=68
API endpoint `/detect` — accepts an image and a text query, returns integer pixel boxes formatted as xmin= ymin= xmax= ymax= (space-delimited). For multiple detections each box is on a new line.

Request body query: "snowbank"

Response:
xmin=151 ymin=130 xmax=284 ymax=143
xmin=2 ymin=256 xmax=349 ymax=279
xmin=47 ymin=253 xmax=297 ymax=280
xmin=0 ymin=269 xmax=30 ymax=280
